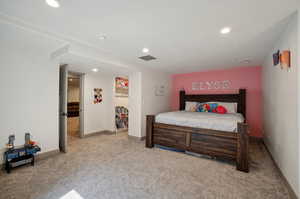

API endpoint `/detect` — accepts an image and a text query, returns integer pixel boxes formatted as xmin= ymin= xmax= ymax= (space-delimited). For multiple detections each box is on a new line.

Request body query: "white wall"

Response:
xmin=83 ymin=73 xmax=115 ymax=135
xmin=262 ymin=13 xmax=299 ymax=196
xmin=0 ymin=19 xmax=172 ymax=162
xmin=128 ymin=72 xmax=142 ymax=137
xmin=83 ymin=70 xmax=171 ymax=139
xmin=68 ymin=86 xmax=80 ymax=102
xmin=114 ymin=96 xmax=128 ymax=108
xmin=298 ymin=8 xmax=300 ymax=196
xmin=0 ymin=23 xmax=61 ymax=161
xmin=140 ymin=70 xmax=172 ymax=137
xmin=127 ymin=70 xmax=171 ymax=138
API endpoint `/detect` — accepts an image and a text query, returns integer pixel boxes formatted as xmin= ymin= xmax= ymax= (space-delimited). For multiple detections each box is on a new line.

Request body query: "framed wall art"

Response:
xmin=280 ymin=50 xmax=291 ymax=69
xmin=115 ymin=77 xmax=129 ymax=96
xmin=93 ymin=88 xmax=102 ymax=104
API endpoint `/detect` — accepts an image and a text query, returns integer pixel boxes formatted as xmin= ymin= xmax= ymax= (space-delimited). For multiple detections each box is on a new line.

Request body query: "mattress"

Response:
xmin=155 ymin=111 xmax=244 ymax=132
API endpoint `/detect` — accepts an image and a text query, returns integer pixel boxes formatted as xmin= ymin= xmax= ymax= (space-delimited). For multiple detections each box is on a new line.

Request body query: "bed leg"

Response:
xmin=146 ymin=115 xmax=155 ymax=148
xmin=236 ymin=123 xmax=249 ymax=172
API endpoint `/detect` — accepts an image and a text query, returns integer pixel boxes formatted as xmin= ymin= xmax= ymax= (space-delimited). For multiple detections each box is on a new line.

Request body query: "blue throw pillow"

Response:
xmin=209 ymin=103 xmax=218 ymax=112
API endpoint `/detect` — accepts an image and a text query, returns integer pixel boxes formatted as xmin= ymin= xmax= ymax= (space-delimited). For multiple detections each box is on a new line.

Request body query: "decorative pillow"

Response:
xmin=196 ymin=103 xmax=219 ymax=112
xmin=212 ymin=105 xmax=227 ymax=114
xmin=208 ymin=103 xmax=218 ymax=112
xmin=197 ymin=103 xmax=211 ymax=112
xmin=185 ymin=102 xmax=199 ymax=112
xmin=209 ymin=102 xmax=237 ymax=113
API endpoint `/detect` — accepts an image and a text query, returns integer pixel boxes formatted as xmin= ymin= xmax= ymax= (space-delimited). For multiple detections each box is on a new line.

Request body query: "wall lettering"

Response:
xmin=192 ymin=80 xmax=231 ymax=90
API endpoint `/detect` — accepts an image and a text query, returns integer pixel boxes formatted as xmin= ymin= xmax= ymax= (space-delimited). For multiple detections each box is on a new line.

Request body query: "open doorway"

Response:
xmin=59 ymin=65 xmax=84 ymax=153
xmin=67 ymin=72 xmax=84 ymax=140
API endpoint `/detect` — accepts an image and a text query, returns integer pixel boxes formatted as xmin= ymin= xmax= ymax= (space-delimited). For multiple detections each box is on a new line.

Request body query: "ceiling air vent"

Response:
xmin=139 ymin=55 xmax=157 ymax=61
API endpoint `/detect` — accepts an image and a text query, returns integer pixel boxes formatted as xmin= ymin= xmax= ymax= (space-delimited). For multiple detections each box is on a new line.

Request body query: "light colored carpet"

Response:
xmin=0 ymin=132 xmax=291 ymax=199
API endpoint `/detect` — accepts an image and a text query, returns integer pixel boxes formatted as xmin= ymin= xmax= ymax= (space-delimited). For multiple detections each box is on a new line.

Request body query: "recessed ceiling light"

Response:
xmin=99 ymin=35 xmax=107 ymax=40
xmin=46 ymin=0 xmax=60 ymax=8
xmin=92 ymin=68 xmax=99 ymax=72
xmin=220 ymin=27 xmax=231 ymax=34
xmin=142 ymin=48 xmax=149 ymax=53
xmin=69 ymin=78 xmax=73 ymax=82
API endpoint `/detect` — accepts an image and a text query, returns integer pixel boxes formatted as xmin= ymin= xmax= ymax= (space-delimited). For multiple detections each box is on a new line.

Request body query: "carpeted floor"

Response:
xmin=0 ymin=132 xmax=291 ymax=199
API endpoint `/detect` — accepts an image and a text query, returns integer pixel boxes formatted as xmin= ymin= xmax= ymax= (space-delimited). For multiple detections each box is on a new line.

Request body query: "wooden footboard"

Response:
xmin=146 ymin=115 xmax=249 ymax=172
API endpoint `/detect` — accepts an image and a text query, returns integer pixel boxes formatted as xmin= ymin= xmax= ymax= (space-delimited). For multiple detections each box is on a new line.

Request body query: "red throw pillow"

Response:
xmin=213 ymin=105 xmax=227 ymax=114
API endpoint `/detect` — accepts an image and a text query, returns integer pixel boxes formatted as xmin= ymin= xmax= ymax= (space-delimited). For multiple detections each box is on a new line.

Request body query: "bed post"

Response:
xmin=146 ymin=115 xmax=155 ymax=148
xmin=239 ymin=89 xmax=246 ymax=120
xmin=179 ymin=90 xmax=186 ymax=110
xmin=236 ymin=123 xmax=249 ymax=172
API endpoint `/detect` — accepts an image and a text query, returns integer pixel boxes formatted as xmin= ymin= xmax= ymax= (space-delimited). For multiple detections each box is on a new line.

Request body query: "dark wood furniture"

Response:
xmin=4 ymin=145 xmax=41 ymax=173
xmin=68 ymin=102 xmax=80 ymax=117
xmin=146 ymin=89 xmax=249 ymax=172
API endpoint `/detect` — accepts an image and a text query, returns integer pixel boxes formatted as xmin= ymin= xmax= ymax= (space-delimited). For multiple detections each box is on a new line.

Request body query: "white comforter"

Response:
xmin=155 ymin=111 xmax=244 ymax=132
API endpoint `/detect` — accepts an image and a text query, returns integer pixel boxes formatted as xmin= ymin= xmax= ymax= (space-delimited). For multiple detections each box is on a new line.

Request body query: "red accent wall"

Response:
xmin=171 ymin=66 xmax=262 ymax=137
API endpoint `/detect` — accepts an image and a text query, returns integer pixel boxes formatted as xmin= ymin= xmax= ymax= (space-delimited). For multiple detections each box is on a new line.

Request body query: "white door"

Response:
xmin=59 ymin=65 xmax=68 ymax=152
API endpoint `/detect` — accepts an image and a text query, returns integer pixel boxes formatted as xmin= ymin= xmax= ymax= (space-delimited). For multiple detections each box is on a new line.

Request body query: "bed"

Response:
xmin=146 ymin=89 xmax=249 ymax=172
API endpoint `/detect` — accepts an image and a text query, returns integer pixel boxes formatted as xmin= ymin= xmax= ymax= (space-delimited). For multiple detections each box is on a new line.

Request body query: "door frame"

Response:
xmin=68 ymin=71 xmax=85 ymax=138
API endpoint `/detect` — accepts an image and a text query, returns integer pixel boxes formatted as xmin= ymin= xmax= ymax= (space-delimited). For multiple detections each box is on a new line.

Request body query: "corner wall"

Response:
xmin=262 ymin=13 xmax=299 ymax=196
xmin=140 ymin=70 xmax=172 ymax=137
xmin=128 ymin=72 xmax=142 ymax=137
xmin=128 ymin=70 xmax=172 ymax=138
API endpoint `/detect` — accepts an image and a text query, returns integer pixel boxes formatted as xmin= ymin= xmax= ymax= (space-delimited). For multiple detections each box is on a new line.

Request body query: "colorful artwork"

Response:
xmin=93 ymin=88 xmax=102 ymax=104
xmin=273 ymin=50 xmax=291 ymax=70
xmin=273 ymin=50 xmax=280 ymax=66
xmin=115 ymin=77 xmax=129 ymax=95
xmin=115 ymin=106 xmax=128 ymax=130
xmin=280 ymin=50 xmax=291 ymax=69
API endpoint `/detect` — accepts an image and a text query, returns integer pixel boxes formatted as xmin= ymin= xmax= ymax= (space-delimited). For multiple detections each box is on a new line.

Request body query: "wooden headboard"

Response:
xmin=179 ymin=89 xmax=246 ymax=118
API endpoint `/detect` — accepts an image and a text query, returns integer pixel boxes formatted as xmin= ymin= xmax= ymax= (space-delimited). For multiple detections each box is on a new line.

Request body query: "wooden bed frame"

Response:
xmin=146 ymin=89 xmax=249 ymax=172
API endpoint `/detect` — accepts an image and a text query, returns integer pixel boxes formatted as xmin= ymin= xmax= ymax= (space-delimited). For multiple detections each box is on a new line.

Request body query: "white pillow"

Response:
xmin=185 ymin=101 xmax=199 ymax=112
xmin=210 ymin=102 xmax=238 ymax=113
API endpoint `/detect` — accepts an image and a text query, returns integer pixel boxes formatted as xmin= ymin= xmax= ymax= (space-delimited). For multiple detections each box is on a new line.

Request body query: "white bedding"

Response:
xmin=155 ymin=111 xmax=244 ymax=132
